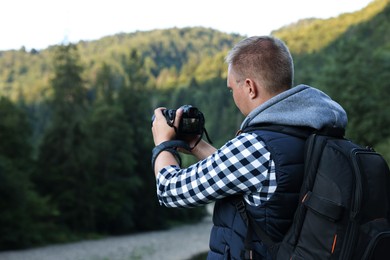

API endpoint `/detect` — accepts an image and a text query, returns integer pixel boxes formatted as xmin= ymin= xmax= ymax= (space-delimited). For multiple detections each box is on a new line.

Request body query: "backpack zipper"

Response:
xmin=291 ymin=134 xmax=318 ymax=246
xmin=339 ymin=148 xmax=365 ymax=259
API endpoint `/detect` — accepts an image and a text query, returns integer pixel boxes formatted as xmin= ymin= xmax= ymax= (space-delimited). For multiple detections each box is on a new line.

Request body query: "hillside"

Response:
xmin=284 ymin=0 xmax=390 ymax=147
xmin=0 ymin=27 xmax=243 ymax=102
xmin=1 ymin=1 xmax=389 ymax=104
xmin=273 ymin=0 xmax=389 ymax=54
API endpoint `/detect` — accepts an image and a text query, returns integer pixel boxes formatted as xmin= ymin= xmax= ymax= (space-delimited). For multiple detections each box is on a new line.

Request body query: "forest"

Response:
xmin=0 ymin=0 xmax=389 ymax=250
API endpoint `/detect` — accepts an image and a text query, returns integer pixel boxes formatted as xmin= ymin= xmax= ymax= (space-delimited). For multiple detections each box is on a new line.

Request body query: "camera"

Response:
xmin=153 ymin=105 xmax=205 ymax=135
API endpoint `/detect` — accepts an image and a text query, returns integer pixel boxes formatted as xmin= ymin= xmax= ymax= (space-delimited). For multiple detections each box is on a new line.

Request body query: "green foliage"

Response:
xmin=273 ymin=0 xmax=389 ymax=54
xmin=375 ymin=138 xmax=390 ymax=164
xmin=85 ymin=103 xmax=140 ymax=233
xmin=0 ymin=27 xmax=242 ymax=103
xmin=290 ymin=0 xmax=390 ymax=148
xmin=33 ymin=44 xmax=93 ymax=232
xmin=50 ymin=44 xmax=89 ymax=117
xmin=0 ymin=97 xmax=54 ymax=249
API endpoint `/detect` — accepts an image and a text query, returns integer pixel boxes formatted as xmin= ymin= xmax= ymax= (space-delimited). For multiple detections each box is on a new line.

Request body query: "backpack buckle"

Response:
xmin=236 ymin=200 xmax=246 ymax=213
xmin=241 ymin=249 xmax=254 ymax=260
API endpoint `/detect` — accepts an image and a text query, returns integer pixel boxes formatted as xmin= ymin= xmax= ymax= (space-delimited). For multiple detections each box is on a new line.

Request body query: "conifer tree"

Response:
xmin=83 ymin=60 xmax=141 ymax=233
xmin=34 ymin=44 xmax=93 ymax=231
xmin=0 ymin=97 xmax=52 ymax=249
xmin=117 ymin=50 xmax=160 ymax=229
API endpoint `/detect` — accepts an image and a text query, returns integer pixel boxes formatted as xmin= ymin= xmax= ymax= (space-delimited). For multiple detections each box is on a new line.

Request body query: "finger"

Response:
xmin=154 ymin=107 xmax=166 ymax=118
xmin=174 ymin=108 xmax=183 ymax=129
xmin=152 ymin=107 xmax=166 ymax=127
xmin=153 ymin=107 xmax=166 ymax=121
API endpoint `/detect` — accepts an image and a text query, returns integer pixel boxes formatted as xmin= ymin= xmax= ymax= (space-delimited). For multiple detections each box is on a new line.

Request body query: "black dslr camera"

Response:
xmin=160 ymin=105 xmax=205 ymax=135
xmin=152 ymin=105 xmax=212 ymax=147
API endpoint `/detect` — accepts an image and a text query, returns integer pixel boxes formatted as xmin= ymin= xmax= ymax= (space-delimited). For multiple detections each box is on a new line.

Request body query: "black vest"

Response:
xmin=208 ymin=129 xmax=306 ymax=259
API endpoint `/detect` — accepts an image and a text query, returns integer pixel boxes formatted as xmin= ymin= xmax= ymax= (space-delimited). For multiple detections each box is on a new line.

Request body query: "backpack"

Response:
xmin=236 ymin=124 xmax=390 ymax=260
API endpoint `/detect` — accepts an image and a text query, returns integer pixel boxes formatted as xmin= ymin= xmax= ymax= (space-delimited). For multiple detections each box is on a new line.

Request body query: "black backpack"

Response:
xmin=237 ymin=125 xmax=390 ymax=260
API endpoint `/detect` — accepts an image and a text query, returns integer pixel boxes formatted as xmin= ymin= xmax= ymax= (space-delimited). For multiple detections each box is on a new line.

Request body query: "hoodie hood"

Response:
xmin=240 ymin=84 xmax=348 ymax=131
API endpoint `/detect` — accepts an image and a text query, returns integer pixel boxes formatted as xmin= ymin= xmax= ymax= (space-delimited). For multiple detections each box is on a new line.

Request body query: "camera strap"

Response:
xmin=169 ymin=116 xmax=213 ymax=149
xmin=151 ymin=140 xmax=191 ymax=170
xmin=190 ymin=127 xmax=213 ymax=149
xmin=203 ymin=127 xmax=213 ymax=144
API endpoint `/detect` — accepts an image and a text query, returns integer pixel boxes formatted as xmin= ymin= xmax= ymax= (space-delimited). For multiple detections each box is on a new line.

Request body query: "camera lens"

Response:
xmin=181 ymin=118 xmax=200 ymax=133
xmin=186 ymin=107 xmax=197 ymax=117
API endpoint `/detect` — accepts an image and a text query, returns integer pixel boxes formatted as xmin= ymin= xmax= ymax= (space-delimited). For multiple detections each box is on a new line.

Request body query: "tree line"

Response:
xmin=0 ymin=45 xmax=212 ymax=250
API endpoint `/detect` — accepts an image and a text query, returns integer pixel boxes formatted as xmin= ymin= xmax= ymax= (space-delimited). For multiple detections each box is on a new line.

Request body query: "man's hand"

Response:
xmin=151 ymin=107 xmax=183 ymax=146
xmin=151 ymin=107 xmax=184 ymax=175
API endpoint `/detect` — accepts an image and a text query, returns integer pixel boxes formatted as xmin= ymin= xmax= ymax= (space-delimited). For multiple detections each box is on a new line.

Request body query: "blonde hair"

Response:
xmin=225 ymin=36 xmax=294 ymax=94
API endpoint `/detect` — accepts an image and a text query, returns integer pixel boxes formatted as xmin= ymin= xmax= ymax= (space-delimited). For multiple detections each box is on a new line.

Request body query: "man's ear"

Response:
xmin=245 ymin=78 xmax=257 ymax=99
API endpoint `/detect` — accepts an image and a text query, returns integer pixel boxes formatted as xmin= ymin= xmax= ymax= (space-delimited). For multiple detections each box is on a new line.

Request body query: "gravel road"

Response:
xmin=0 ymin=217 xmax=212 ymax=260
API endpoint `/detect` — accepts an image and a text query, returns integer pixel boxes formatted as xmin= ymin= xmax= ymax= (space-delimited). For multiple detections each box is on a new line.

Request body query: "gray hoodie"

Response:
xmin=240 ymin=84 xmax=348 ymax=131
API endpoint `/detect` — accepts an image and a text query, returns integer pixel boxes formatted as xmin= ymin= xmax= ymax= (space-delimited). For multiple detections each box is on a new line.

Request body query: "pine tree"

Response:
xmin=0 ymin=97 xmax=52 ymax=249
xmin=34 ymin=44 xmax=93 ymax=232
xmin=83 ymin=60 xmax=141 ymax=233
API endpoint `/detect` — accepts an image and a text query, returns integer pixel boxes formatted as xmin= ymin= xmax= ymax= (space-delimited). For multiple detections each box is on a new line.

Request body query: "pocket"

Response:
xmin=292 ymin=173 xmax=344 ymax=259
xmin=293 ymin=206 xmax=339 ymax=259
xmin=363 ymin=231 xmax=390 ymax=260
xmin=356 ymin=219 xmax=390 ymax=260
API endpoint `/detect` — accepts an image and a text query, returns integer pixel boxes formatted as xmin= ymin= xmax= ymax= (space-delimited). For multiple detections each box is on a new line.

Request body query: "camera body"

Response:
xmin=157 ymin=105 xmax=205 ymax=135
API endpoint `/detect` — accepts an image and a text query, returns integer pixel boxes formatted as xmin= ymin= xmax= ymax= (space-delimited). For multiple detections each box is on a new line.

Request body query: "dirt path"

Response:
xmin=0 ymin=217 xmax=212 ymax=260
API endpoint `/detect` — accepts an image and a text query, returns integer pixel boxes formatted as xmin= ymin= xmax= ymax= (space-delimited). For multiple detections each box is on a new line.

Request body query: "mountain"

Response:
xmin=0 ymin=0 xmax=389 ymax=150
xmin=282 ymin=0 xmax=390 ymax=148
xmin=273 ymin=0 xmax=389 ymax=54
xmin=0 ymin=27 xmax=243 ymax=103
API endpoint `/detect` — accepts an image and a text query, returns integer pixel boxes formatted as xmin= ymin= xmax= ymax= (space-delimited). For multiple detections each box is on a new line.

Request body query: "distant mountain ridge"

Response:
xmin=0 ymin=0 xmax=388 ymax=103
xmin=0 ymin=27 xmax=244 ymax=102
xmin=273 ymin=0 xmax=389 ymax=54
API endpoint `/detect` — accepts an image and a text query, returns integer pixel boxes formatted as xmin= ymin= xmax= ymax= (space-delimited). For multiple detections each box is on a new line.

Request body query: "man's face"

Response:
xmin=227 ymin=66 xmax=249 ymax=116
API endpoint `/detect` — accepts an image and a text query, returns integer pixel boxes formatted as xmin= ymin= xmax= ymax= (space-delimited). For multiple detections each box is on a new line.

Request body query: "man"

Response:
xmin=151 ymin=36 xmax=347 ymax=259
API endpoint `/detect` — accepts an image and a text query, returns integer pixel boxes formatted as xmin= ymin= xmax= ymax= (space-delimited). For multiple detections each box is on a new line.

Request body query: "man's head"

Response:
xmin=225 ymin=36 xmax=294 ymax=115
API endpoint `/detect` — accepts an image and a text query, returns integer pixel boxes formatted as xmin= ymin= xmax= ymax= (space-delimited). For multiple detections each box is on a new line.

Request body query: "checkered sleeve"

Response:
xmin=156 ymin=133 xmax=277 ymax=208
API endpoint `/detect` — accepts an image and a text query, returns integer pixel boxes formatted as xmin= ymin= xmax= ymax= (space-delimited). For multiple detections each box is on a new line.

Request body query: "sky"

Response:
xmin=0 ymin=0 xmax=374 ymax=51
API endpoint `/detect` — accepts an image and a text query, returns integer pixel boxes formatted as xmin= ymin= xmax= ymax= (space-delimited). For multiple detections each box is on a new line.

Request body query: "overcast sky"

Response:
xmin=0 ymin=0 xmax=373 ymax=51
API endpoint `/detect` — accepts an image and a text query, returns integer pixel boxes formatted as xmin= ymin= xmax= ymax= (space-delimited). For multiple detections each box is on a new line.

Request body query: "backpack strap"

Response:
xmin=242 ymin=123 xmax=345 ymax=139
xmin=315 ymin=126 xmax=345 ymax=138
xmin=234 ymin=197 xmax=278 ymax=259
xmin=236 ymin=123 xmax=346 ymax=258
xmin=234 ymin=124 xmax=315 ymax=258
xmin=241 ymin=123 xmax=315 ymax=139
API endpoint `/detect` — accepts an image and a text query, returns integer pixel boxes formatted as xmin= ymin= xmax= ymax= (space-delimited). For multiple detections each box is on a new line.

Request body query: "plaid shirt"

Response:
xmin=156 ymin=132 xmax=277 ymax=208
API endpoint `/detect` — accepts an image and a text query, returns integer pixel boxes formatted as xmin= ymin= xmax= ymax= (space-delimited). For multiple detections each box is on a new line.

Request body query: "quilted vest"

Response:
xmin=207 ymin=129 xmax=306 ymax=259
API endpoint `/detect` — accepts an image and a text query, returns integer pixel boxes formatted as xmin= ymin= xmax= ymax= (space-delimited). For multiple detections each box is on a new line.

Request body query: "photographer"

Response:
xmin=151 ymin=36 xmax=347 ymax=259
